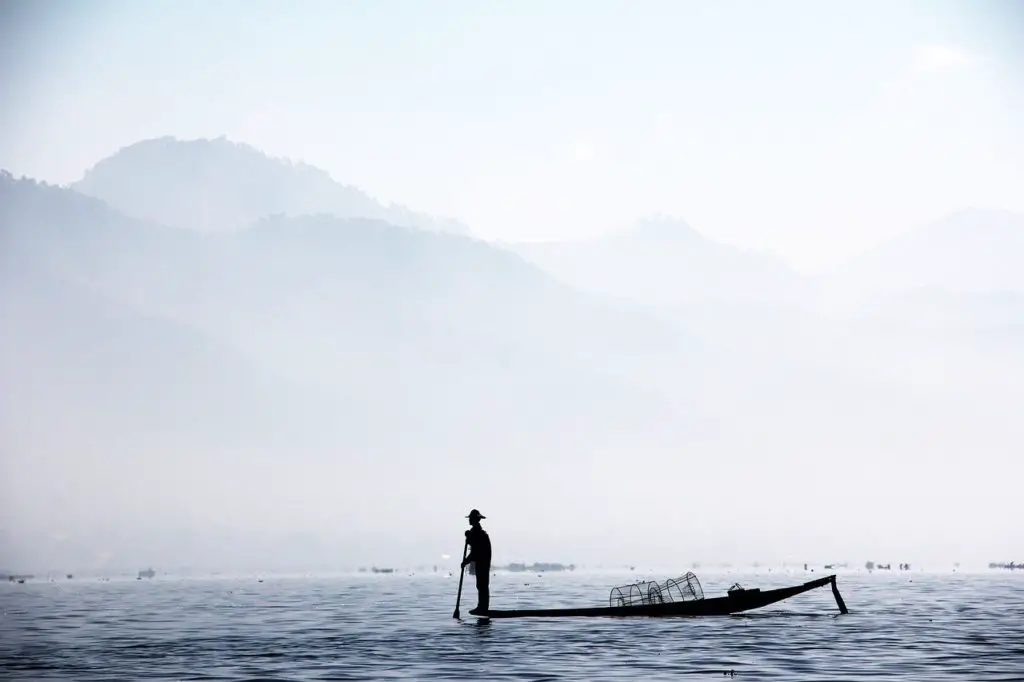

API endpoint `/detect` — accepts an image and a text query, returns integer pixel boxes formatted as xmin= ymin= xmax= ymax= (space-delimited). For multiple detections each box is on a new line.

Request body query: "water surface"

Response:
xmin=2 ymin=570 xmax=1022 ymax=680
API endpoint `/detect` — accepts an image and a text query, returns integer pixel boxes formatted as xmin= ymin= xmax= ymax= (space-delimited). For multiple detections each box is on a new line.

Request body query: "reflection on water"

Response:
xmin=2 ymin=571 xmax=1023 ymax=680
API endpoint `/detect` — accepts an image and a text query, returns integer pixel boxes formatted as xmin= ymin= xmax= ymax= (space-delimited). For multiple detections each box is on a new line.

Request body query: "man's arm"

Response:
xmin=462 ymin=529 xmax=475 ymax=566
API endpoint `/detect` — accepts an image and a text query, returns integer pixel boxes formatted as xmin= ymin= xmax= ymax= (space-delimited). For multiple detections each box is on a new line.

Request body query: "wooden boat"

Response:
xmin=481 ymin=573 xmax=848 ymax=619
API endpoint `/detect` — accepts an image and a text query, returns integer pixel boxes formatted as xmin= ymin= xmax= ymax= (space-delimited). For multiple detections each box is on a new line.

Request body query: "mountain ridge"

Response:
xmin=508 ymin=215 xmax=808 ymax=306
xmin=71 ymin=136 xmax=470 ymax=236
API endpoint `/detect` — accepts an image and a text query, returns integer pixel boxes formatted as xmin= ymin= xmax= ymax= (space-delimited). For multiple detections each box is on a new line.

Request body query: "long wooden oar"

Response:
xmin=453 ymin=539 xmax=469 ymax=619
xmin=830 ymin=576 xmax=849 ymax=614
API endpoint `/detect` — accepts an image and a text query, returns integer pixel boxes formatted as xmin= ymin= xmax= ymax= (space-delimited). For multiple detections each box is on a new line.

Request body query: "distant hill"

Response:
xmin=510 ymin=216 xmax=807 ymax=306
xmin=826 ymin=208 xmax=1024 ymax=296
xmin=0 ymin=172 xmax=689 ymax=471
xmin=0 ymin=172 xmax=367 ymax=457
xmin=72 ymin=136 xmax=470 ymax=235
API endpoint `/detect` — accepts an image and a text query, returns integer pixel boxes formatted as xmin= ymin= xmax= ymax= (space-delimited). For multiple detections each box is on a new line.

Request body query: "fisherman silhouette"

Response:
xmin=462 ymin=509 xmax=491 ymax=615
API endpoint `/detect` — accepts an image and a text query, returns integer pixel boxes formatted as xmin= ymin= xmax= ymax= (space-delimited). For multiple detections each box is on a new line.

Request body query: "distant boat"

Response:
xmin=989 ymin=561 xmax=1020 ymax=570
xmin=4 ymin=574 xmax=33 ymax=583
xmin=503 ymin=562 xmax=575 ymax=573
xmin=137 ymin=568 xmax=155 ymax=579
xmin=370 ymin=567 xmax=395 ymax=574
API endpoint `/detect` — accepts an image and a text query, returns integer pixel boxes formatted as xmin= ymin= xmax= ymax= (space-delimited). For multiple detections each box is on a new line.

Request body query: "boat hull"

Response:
xmin=483 ymin=575 xmax=841 ymax=618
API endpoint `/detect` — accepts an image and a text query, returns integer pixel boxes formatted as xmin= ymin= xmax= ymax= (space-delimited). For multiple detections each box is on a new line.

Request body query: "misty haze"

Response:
xmin=2 ymin=2 xmax=1022 ymax=581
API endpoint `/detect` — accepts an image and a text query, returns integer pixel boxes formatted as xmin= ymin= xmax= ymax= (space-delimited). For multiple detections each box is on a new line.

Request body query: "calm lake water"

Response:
xmin=2 ymin=570 xmax=1022 ymax=680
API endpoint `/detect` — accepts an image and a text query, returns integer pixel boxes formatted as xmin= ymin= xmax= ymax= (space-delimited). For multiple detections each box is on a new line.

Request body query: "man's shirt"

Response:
xmin=466 ymin=526 xmax=492 ymax=567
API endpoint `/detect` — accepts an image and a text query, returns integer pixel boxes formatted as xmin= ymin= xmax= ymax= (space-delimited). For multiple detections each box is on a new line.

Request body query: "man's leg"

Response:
xmin=476 ymin=566 xmax=490 ymax=612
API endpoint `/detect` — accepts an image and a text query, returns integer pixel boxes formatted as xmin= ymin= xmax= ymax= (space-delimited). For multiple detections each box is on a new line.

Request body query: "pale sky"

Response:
xmin=2 ymin=0 xmax=1022 ymax=271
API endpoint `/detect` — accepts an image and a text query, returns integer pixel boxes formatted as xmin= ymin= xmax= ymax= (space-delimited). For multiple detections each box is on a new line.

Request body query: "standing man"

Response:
xmin=462 ymin=509 xmax=491 ymax=615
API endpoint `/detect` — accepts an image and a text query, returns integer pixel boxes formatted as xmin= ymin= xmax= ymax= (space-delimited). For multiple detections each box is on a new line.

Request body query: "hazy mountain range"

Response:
xmin=1 ymin=137 xmax=1021 ymax=572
